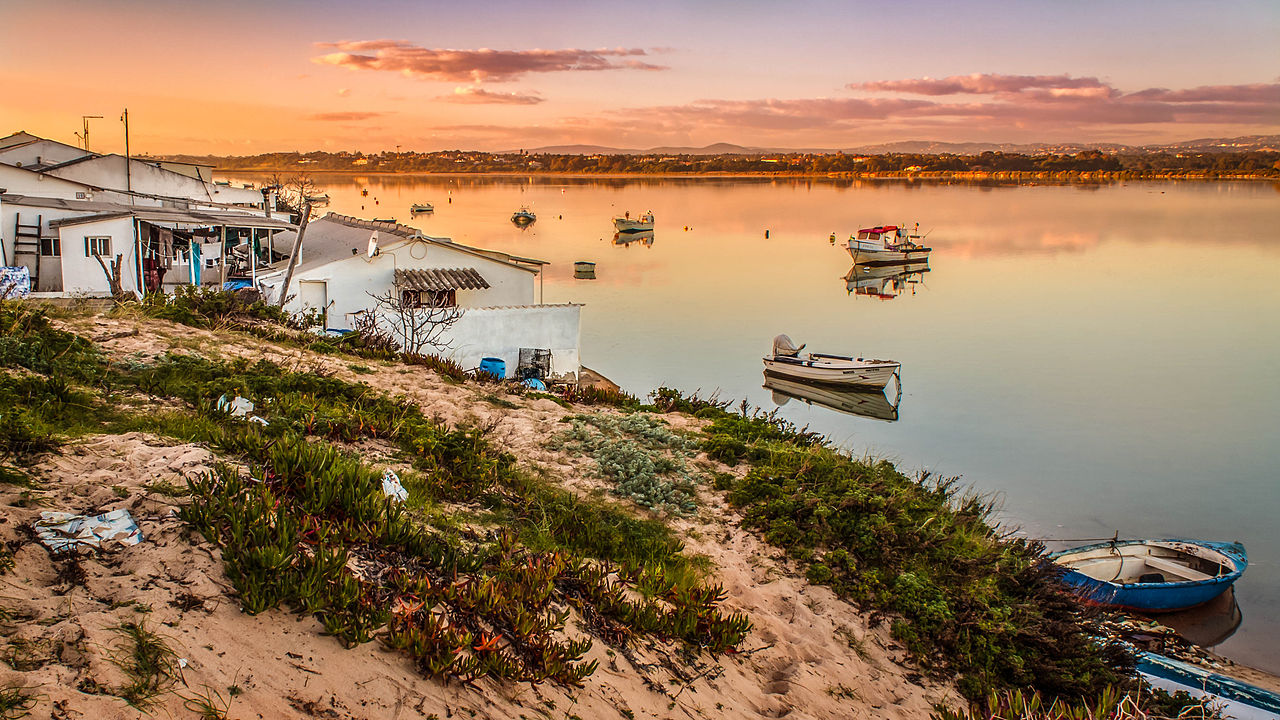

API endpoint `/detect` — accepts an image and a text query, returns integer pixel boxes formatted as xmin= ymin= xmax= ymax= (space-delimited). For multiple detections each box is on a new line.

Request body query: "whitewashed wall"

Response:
xmin=45 ymin=156 xmax=263 ymax=207
xmin=1 ymin=203 xmax=133 ymax=291
xmin=57 ymin=216 xmax=139 ymax=295
xmin=276 ymin=238 xmax=537 ymax=329
xmin=434 ymin=304 xmax=582 ymax=381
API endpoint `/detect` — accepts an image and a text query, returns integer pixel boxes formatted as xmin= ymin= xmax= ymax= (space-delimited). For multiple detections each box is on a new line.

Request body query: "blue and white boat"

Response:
xmin=1050 ymin=540 xmax=1247 ymax=613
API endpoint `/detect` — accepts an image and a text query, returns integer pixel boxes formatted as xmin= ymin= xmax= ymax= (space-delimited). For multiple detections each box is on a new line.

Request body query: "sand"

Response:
xmin=0 ymin=311 xmax=966 ymax=718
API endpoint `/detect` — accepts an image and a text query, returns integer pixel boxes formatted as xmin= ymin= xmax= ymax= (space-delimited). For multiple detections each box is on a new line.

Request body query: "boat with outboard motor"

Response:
xmin=511 ymin=207 xmax=537 ymax=225
xmin=845 ymin=224 xmax=930 ymax=266
xmin=411 ymin=202 xmax=434 ymax=213
xmin=762 ymin=335 xmax=900 ymax=389
xmin=614 ymin=211 xmax=655 ymax=232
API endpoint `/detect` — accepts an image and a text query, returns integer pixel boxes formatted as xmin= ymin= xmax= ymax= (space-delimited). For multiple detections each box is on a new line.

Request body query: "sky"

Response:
xmin=1 ymin=0 xmax=1277 ymax=154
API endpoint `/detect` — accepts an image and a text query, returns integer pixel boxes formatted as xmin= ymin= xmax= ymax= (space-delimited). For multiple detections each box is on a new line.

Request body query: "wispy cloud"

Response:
xmin=309 ymin=111 xmax=388 ymax=122
xmin=852 ymin=73 xmax=1115 ymax=97
xmin=441 ymin=87 xmax=545 ymax=105
xmin=313 ymin=41 xmax=667 ymax=82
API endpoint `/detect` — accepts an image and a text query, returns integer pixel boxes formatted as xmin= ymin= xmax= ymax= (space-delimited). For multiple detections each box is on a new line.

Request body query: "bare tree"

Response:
xmin=93 ymin=253 xmax=127 ymax=298
xmin=269 ymin=174 xmax=323 ymax=219
xmin=363 ymin=289 xmax=463 ymax=355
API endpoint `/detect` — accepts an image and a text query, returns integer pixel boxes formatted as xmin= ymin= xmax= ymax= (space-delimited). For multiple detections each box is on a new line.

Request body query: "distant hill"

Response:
xmin=523 ymin=135 xmax=1280 ymax=156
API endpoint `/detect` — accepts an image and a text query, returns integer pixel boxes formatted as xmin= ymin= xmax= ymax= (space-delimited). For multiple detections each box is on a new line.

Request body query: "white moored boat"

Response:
xmin=845 ymin=224 xmax=931 ymax=266
xmin=762 ymin=335 xmax=900 ymax=388
xmin=614 ymin=211 xmax=655 ymax=232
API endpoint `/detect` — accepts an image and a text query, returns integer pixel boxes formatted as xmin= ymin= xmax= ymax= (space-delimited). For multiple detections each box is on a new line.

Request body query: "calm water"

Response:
xmin=230 ymin=173 xmax=1280 ymax=672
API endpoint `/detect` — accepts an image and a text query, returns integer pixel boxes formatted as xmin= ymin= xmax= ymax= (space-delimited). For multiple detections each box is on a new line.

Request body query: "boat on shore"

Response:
xmin=845 ymin=225 xmax=930 ymax=266
xmin=511 ymin=207 xmax=536 ymax=226
xmin=1050 ymin=539 xmax=1247 ymax=612
xmin=614 ymin=211 xmax=655 ymax=233
xmin=410 ymin=202 xmax=434 ymax=213
xmin=763 ymin=372 xmax=900 ymax=422
xmin=762 ymin=335 xmax=900 ymax=388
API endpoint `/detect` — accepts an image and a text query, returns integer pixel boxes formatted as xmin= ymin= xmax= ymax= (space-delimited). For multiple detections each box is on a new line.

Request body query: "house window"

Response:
xmin=400 ymin=289 xmax=456 ymax=308
xmin=84 ymin=236 xmax=111 ymax=257
xmin=75 ymin=192 xmax=87 ymax=200
xmin=40 ymin=237 xmax=61 ymax=257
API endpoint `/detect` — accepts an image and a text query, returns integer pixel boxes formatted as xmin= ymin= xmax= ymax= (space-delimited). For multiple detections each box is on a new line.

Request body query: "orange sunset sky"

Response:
xmin=2 ymin=0 xmax=1278 ymax=154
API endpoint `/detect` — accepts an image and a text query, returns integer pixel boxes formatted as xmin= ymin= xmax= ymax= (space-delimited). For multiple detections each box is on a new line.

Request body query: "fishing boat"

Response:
xmin=1137 ymin=651 xmax=1280 ymax=720
xmin=763 ymin=372 xmax=899 ymax=422
xmin=511 ymin=207 xmax=537 ymax=225
xmin=305 ymin=193 xmax=331 ymax=205
xmin=845 ymin=224 xmax=930 ymax=266
xmin=410 ymin=202 xmax=434 ymax=213
xmin=614 ymin=211 xmax=655 ymax=233
xmin=574 ymin=261 xmax=596 ymax=279
xmin=762 ymin=335 xmax=900 ymax=388
xmin=1050 ymin=540 xmax=1247 ymax=612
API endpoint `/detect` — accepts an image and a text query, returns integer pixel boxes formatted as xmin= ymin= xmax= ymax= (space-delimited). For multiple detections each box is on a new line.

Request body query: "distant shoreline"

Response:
xmin=215 ymin=169 xmax=1277 ymax=181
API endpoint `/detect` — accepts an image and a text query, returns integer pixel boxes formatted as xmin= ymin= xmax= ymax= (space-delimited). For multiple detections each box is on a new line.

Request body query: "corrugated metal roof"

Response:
xmin=0 ymin=195 xmax=296 ymax=230
xmin=395 ymin=268 xmax=490 ymax=292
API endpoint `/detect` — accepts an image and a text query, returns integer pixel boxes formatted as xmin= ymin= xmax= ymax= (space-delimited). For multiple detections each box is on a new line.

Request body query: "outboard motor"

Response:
xmin=772 ymin=334 xmax=805 ymax=357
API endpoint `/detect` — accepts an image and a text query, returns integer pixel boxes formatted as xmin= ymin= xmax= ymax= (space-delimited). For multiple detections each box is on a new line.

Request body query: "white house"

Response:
xmin=1 ymin=194 xmax=293 ymax=296
xmin=42 ymin=155 xmax=263 ymax=207
xmin=0 ymin=132 xmax=93 ymax=170
xmin=261 ymin=213 xmax=582 ymax=382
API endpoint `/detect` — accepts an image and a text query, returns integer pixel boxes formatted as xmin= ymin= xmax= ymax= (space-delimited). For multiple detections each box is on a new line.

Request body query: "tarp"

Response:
xmin=35 ymin=508 xmax=143 ymax=554
xmin=772 ymin=334 xmax=805 ymax=357
xmin=0 ymin=266 xmax=31 ymax=298
xmin=381 ymin=469 xmax=408 ymax=503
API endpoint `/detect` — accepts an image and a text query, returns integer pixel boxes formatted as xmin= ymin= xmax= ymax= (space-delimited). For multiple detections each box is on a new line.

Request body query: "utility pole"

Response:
xmin=77 ymin=115 xmax=103 ymax=151
xmin=121 ymin=109 xmax=133 ymax=204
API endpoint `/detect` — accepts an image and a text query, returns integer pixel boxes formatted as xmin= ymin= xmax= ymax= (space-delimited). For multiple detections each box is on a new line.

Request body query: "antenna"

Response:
xmin=367 ymin=231 xmax=379 ymax=258
xmin=79 ymin=115 xmax=104 ymax=151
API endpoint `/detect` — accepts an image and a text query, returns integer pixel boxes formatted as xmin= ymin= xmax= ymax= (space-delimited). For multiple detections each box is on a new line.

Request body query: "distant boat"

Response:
xmin=614 ymin=211 xmax=655 ymax=233
xmin=762 ymin=334 xmax=900 ymax=389
xmin=574 ymin=261 xmax=596 ymax=279
xmin=306 ymin=193 xmax=331 ymax=205
xmin=372 ymin=217 xmax=396 ymax=223
xmin=1051 ymin=540 xmax=1247 ymax=612
xmin=764 ymin=372 xmax=899 ymax=422
xmin=511 ymin=207 xmax=536 ymax=225
xmin=845 ymin=263 xmax=930 ymax=300
xmin=845 ymin=224 xmax=930 ymax=266
xmin=410 ymin=202 xmax=434 ymax=213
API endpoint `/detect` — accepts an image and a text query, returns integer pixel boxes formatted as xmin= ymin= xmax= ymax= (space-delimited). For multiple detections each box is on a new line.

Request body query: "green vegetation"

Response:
xmin=158 ymin=148 xmax=1280 ymax=178
xmin=0 ymin=299 xmax=749 ymax=688
xmin=933 ymin=685 xmax=1212 ymax=720
xmin=108 ymin=620 xmax=179 ymax=709
xmin=0 ymin=684 xmax=36 ymax=719
xmin=656 ymin=388 xmax=1131 ymax=700
xmin=551 ymin=413 xmax=700 ymax=514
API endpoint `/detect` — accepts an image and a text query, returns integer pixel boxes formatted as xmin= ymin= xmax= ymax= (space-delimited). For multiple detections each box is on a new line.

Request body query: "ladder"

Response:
xmin=12 ymin=213 xmax=42 ymax=291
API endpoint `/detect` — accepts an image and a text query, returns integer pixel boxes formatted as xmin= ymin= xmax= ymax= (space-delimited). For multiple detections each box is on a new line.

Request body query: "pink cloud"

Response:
xmin=852 ymin=73 xmax=1113 ymax=97
xmin=440 ymin=87 xmax=545 ymax=105
xmin=309 ymin=111 xmax=388 ymax=122
xmin=312 ymin=41 xmax=666 ymax=82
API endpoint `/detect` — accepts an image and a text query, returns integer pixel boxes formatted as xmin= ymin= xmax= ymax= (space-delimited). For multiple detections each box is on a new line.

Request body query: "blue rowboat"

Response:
xmin=1049 ymin=540 xmax=1247 ymax=613
xmin=1137 ymin=650 xmax=1280 ymax=719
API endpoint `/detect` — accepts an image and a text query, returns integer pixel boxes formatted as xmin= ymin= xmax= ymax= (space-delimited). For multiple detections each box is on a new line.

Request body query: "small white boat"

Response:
xmin=845 ymin=224 xmax=930 ymax=266
xmin=614 ymin=211 xmax=654 ymax=232
xmin=410 ymin=202 xmax=434 ymax=213
xmin=762 ymin=335 xmax=900 ymax=388
xmin=511 ymin=207 xmax=536 ymax=225
xmin=764 ymin=372 xmax=900 ymax=422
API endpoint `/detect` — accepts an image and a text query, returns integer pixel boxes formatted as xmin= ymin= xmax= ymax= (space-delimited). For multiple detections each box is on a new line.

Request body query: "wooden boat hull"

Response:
xmin=1138 ymin=650 xmax=1280 ymax=719
xmin=845 ymin=245 xmax=931 ymax=266
xmin=614 ymin=218 xmax=655 ymax=232
xmin=410 ymin=204 xmax=433 ymax=213
xmin=1050 ymin=540 xmax=1247 ymax=612
xmin=762 ymin=356 xmax=899 ymax=388
xmin=763 ymin=372 xmax=899 ymax=422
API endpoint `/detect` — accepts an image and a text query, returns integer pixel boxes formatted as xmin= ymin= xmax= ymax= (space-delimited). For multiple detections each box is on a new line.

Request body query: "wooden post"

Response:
xmin=275 ymin=202 xmax=312 ymax=307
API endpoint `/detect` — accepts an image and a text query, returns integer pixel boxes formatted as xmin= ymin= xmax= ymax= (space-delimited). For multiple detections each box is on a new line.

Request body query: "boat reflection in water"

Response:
xmin=1158 ymin=587 xmax=1244 ymax=649
xmin=613 ymin=229 xmax=654 ymax=248
xmin=763 ymin=371 xmax=901 ymax=423
xmin=845 ymin=262 xmax=929 ymax=300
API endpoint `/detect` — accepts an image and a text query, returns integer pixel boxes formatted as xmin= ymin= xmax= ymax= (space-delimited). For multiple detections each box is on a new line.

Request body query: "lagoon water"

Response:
xmin=229 ymin=173 xmax=1280 ymax=672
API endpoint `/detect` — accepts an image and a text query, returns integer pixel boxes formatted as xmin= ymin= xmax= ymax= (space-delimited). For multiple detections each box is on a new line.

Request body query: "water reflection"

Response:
xmin=763 ymin=372 xmax=901 ymax=423
xmin=845 ymin=263 xmax=930 ymax=300
xmin=1158 ymin=588 xmax=1243 ymax=649
xmin=613 ymin=229 xmax=655 ymax=248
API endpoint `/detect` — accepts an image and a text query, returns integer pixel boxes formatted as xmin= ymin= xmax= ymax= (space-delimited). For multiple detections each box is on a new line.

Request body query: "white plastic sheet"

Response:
xmin=381 ymin=469 xmax=408 ymax=503
xmin=35 ymin=508 xmax=143 ymax=554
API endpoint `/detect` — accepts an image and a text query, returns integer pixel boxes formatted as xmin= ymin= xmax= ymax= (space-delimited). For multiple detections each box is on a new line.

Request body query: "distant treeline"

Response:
xmin=163 ymin=149 xmax=1280 ymax=178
